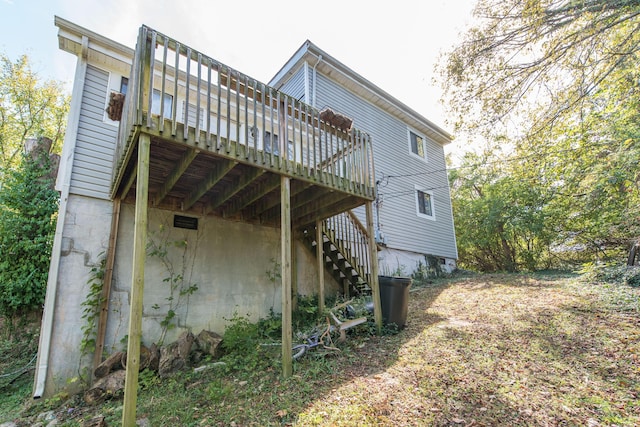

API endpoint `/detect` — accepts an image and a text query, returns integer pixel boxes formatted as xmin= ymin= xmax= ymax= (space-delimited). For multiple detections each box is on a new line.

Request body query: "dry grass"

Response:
xmin=295 ymin=273 xmax=640 ymax=426
xmin=4 ymin=272 xmax=640 ymax=426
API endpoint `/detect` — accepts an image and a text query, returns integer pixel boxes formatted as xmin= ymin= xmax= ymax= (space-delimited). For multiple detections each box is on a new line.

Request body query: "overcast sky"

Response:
xmin=1 ymin=0 xmax=476 ymax=153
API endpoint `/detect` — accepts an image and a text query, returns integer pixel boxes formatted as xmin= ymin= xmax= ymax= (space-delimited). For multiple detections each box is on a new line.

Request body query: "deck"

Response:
xmin=114 ymin=26 xmax=383 ymax=425
xmin=112 ymin=26 xmax=376 ymax=228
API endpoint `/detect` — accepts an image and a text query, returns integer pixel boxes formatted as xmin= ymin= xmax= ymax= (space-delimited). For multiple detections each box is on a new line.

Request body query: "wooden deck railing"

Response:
xmin=324 ymin=210 xmax=373 ymax=287
xmin=114 ymin=25 xmax=375 ymax=199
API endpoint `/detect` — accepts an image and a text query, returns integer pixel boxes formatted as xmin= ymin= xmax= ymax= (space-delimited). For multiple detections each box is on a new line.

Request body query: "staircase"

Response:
xmin=301 ymin=211 xmax=373 ymax=296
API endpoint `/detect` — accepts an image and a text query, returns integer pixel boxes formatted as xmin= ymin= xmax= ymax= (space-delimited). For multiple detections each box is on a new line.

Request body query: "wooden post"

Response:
xmin=281 ymin=177 xmax=292 ymax=378
xmin=365 ymin=202 xmax=382 ymax=333
xmin=121 ymin=134 xmax=150 ymax=426
xmin=93 ymin=197 xmax=122 ymax=371
xmin=316 ymin=220 xmax=325 ymax=315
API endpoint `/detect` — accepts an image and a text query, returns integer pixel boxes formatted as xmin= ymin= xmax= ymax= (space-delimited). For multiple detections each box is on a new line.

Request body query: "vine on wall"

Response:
xmin=147 ymin=223 xmax=200 ymax=345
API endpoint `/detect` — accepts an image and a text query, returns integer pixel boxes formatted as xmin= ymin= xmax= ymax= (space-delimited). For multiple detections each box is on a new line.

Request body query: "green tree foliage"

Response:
xmin=0 ymin=53 xmax=69 ymax=173
xmin=443 ymin=0 xmax=640 ymax=271
xmin=440 ymin=0 xmax=640 ymax=139
xmin=449 ymin=150 xmax=553 ymax=272
xmin=0 ymin=143 xmax=59 ymax=317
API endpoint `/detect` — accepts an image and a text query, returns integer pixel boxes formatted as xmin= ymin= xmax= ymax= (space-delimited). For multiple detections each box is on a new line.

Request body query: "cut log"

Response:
xmin=82 ymin=415 xmax=107 ymax=427
xmin=84 ymin=370 xmax=126 ymax=405
xmin=148 ymin=342 xmax=160 ymax=372
xmin=196 ymin=330 xmax=223 ymax=358
xmin=93 ymin=351 xmax=124 ymax=379
xmin=159 ymin=331 xmax=195 ymax=378
xmin=121 ymin=345 xmax=151 ymax=371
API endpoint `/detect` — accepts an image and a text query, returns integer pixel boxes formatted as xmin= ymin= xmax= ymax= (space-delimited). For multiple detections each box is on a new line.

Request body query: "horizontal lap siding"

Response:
xmin=314 ymin=73 xmax=457 ymax=259
xmin=70 ymin=65 xmax=117 ymax=200
xmin=278 ymin=66 xmax=306 ymax=103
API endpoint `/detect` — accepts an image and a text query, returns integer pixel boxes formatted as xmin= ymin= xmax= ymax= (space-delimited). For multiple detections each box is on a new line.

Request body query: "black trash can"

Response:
xmin=378 ymin=275 xmax=412 ymax=328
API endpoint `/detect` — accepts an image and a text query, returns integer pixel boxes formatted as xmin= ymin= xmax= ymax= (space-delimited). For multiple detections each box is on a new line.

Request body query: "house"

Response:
xmin=269 ymin=41 xmax=458 ymax=276
xmin=34 ymin=17 xmax=457 ymax=404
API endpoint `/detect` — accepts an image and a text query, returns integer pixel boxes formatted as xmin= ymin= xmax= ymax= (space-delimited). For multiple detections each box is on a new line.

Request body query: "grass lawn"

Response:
xmin=2 ymin=270 xmax=639 ymax=426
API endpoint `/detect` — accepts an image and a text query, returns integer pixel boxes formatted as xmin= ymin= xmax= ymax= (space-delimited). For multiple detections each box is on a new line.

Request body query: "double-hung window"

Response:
xmin=415 ymin=186 xmax=435 ymax=220
xmin=409 ymin=129 xmax=427 ymax=161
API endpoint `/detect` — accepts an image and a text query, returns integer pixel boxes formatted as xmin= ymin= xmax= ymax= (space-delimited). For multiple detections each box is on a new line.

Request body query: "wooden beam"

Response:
xmin=183 ymin=159 xmax=236 ymax=210
xmin=93 ymin=197 xmax=121 ymax=372
xmin=224 ymin=174 xmax=280 ymax=218
xmin=206 ymin=167 xmax=266 ymax=214
xmin=154 ymin=148 xmax=199 ymax=205
xmin=281 ymin=176 xmax=292 ymax=378
xmin=122 ymin=133 xmax=151 ymax=425
xmin=316 ymin=220 xmax=325 ymax=315
xmin=247 ymin=181 xmax=310 ymax=220
xmin=121 ymin=163 xmax=138 ymax=200
xmin=292 ymin=232 xmax=298 ymax=312
xmin=365 ymin=201 xmax=382 ymax=333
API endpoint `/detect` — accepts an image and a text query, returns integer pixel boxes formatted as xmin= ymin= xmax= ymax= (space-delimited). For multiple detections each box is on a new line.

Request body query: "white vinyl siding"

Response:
xmin=276 ymin=65 xmax=306 ymax=103
xmin=312 ymin=72 xmax=457 ymax=259
xmin=69 ymin=65 xmax=117 ymax=200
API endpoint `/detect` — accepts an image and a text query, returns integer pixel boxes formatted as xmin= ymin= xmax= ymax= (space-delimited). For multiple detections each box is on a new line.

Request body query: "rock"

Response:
xmin=84 ymin=370 xmax=126 ymax=405
xmin=195 ymin=330 xmax=223 ymax=358
xmin=159 ymin=331 xmax=195 ymax=378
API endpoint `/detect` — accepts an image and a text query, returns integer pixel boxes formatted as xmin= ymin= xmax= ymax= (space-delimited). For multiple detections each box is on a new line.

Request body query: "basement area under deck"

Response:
xmin=112 ymin=26 xmax=376 ymax=226
xmin=114 ymin=26 xmax=382 ymax=424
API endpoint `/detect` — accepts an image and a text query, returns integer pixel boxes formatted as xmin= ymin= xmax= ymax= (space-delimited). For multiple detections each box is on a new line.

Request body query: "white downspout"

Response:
xmin=33 ymin=35 xmax=89 ymax=399
xmin=311 ymin=54 xmax=322 ymax=108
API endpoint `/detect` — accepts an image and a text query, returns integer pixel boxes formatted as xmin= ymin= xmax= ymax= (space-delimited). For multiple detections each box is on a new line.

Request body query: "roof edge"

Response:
xmin=270 ymin=40 xmax=453 ymax=145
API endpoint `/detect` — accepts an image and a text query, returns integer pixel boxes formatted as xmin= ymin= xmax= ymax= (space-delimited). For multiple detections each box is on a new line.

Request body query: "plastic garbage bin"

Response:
xmin=378 ymin=275 xmax=412 ymax=328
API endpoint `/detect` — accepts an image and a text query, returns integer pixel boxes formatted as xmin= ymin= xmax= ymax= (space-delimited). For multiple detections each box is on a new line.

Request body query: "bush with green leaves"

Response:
xmin=0 ymin=145 xmax=58 ymax=322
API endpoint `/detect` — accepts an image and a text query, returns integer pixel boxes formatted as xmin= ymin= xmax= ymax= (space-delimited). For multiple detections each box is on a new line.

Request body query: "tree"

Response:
xmin=0 ymin=139 xmax=59 ymax=320
xmin=439 ymin=0 xmax=640 ymax=140
xmin=0 ymin=53 xmax=69 ymax=173
xmin=442 ymin=0 xmax=640 ymax=270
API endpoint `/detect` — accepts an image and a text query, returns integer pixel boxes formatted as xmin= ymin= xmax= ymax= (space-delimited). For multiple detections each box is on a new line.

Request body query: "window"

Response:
xmin=120 ymin=77 xmax=129 ymax=94
xmin=152 ymin=90 xmax=173 ymax=120
xmin=264 ymin=131 xmax=280 ymax=156
xmin=264 ymin=131 xmax=294 ymax=160
xmin=415 ymin=187 xmax=435 ymax=220
xmin=120 ymin=77 xmax=172 ymax=120
xmin=409 ymin=130 xmax=427 ymax=161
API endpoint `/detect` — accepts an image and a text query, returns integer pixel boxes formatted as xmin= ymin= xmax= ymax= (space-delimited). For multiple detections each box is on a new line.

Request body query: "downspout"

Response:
xmin=311 ymin=54 xmax=322 ymax=108
xmin=33 ymin=35 xmax=89 ymax=399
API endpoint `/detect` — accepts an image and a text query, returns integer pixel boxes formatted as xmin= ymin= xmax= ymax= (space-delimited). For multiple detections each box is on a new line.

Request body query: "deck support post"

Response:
xmin=122 ymin=133 xmax=151 ymax=426
xmin=366 ymin=201 xmax=382 ymax=333
xmin=316 ymin=219 xmax=325 ymax=315
xmin=281 ymin=176 xmax=292 ymax=378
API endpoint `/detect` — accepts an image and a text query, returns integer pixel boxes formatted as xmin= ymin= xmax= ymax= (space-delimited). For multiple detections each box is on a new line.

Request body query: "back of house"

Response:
xmin=270 ymin=41 xmax=458 ymax=276
xmin=34 ymin=18 xmax=457 ymax=398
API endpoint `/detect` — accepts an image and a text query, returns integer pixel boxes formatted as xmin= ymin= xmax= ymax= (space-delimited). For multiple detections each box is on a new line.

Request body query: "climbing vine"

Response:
xmin=147 ymin=223 xmax=200 ymax=345
xmin=79 ymin=256 xmax=106 ymax=357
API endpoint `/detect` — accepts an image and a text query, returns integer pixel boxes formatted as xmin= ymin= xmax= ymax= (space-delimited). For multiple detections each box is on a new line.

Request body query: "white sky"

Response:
xmin=0 ymin=0 xmax=476 ymax=154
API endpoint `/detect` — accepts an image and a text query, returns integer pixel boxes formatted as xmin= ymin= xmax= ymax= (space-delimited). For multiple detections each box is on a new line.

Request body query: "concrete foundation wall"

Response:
xmin=378 ymin=246 xmax=457 ymax=277
xmin=45 ymin=195 xmax=339 ymax=394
